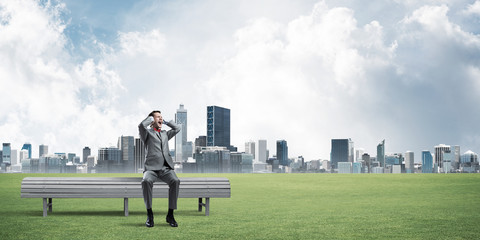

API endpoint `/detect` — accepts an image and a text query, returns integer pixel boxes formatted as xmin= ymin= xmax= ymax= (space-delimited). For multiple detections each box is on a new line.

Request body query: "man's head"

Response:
xmin=149 ymin=110 xmax=163 ymax=129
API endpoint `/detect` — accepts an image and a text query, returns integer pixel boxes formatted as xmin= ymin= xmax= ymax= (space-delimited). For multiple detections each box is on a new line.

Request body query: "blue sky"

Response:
xmin=1 ymin=0 xmax=480 ymax=162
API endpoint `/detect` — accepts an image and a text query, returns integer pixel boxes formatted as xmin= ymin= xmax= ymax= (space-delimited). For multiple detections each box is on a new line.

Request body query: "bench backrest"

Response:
xmin=21 ymin=177 xmax=231 ymax=198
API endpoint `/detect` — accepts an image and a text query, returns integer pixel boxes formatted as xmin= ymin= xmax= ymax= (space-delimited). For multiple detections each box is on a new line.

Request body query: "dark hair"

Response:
xmin=149 ymin=110 xmax=161 ymax=117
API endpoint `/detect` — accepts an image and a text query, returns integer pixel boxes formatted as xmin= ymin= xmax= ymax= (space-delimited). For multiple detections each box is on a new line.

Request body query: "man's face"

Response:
xmin=152 ymin=112 xmax=163 ymax=129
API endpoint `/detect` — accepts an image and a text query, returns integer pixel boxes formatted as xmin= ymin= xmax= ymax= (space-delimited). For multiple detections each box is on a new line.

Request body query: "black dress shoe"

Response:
xmin=146 ymin=213 xmax=154 ymax=227
xmin=166 ymin=215 xmax=178 ymax=227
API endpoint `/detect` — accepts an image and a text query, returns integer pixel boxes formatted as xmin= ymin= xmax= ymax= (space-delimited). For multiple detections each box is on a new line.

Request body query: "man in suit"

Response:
xmin=139 ymin=110 xmax=181 ymax=228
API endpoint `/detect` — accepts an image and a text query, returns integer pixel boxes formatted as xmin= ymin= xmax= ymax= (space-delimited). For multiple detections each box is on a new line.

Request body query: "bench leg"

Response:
xmin=124 ymin=198 xmax=128 ymax=217
xmin=43 ymin=198 xmax=48 ymax=217
xmin=198 ymin=198 xmax=202 ymax=212
xmin=205 ymin=198 xmax=210 ymax=216
xmin=48 ymin=198 xmax=52 ymax=213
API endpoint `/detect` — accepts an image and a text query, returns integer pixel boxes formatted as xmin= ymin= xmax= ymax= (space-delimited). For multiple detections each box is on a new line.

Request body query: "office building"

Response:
xmin=19 ymin=149 xmax=29 ymax=163
xmin=385 ymin=153 xmax=403 ymax=166
xmin=87 ymin=156 xmax=96 ymax=173
xmin=460 ymin=150 xmax=478 ymax=173
xmin=362 ymin=153 xmax=371 ymax=173
xmin=377 ymin=140 xmax=385 ymax=167
xmin=338 ymin=162 xmax=352 ymax=174
xmin=422 ymin=150 xmax=433 ymax=173
xmin=2 ymin=143 xmax=11 ymax=164
xmin=355 ymin=148 xmax=365 ymax=162
xmin=231 ymin=152 xmax=253 ymax=173
xmin=253 ymin=161 xmax=268 ymax=172
xmin=97 ymin=147 xmax=122 ymax=173
xmin=207 ymin=106 xmax=236 ymax=151
xmin=330 ymin=139 xmax=353 ymax=169
xmin=434 ymin=144 xmax=450 ymax=170
xmin=276 ymin=140 xmax=289 ymax=166
xmin=442 ymin=146 xmax=456 ymax=173
xmin=405 ymin=151 xmax=414 ymax=173
xmin=461 ymin=150 xmax=478 ymax=163
xmin=10 ymin=149 xmax=17 ymax=166
xmin=352 ymin=162 xmax=362 ymax=173
xmin=134 ymin=138 xmax=145 ymax=172
xmin=67 ymin=153 xmax=76 ymax=163
xmin=175 ymin=104 xmax=188 ymax=162
xmin=21 ymin=143 xmax=32 ymax=159
xmin=245 ymin=141 xmax=255 ymax=160
xmin=195 ymin=136 xmax=207 ymax=148
xmin=256 ymin=140 xmax=267 ymax=163
xmin=195 ymin=146 xmax=231 ymax=173
xmin=83 ymin=147 xmax=91 ymax=164
xmin=322 ymin=160 xmax=331 ymax=171
xmin=372 ymin=167 xmax=384 ymax=173
xmin=118 ymin=136 xmax=135 ymax=173
xmin=392 ymin=165 xmax=402 ymax=174
xmin=39 ymin=144 xmax=48 ymax=157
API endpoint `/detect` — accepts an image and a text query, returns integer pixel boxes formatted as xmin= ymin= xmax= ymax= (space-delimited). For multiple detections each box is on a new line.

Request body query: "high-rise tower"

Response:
xmin=39 ymin=144 xmax=48 ymax=158
xmin=207 ymin=106 xmax=231 ymax=149
xmin=21 ymin=143 xmax=32 ymax=159
xmin=83 ymin=147 xmax=91 ymax=164
xmin=276 ymin=140 xmax=288 ymax=166
xmin=175 ymin=104 xmax=188 ymax=162
xmin=331 ymin=139 xmax=354 ymax=169
xmin=377 ymin=140 xmax=385 ymax=167
xmin=257 ymin=140 xmax=267 ymax=163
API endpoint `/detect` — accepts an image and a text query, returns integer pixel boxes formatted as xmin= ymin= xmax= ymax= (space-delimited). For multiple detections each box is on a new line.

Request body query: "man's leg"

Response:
xmin=142 ymin=170 xmax=159 ymax=227
xmin=157 ymin=168 xmax=180 ymax=227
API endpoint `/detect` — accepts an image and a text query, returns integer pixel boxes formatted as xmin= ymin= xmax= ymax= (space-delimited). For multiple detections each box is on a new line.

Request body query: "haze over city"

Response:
xmin=1 ymin=0 xmax=480 ymax=161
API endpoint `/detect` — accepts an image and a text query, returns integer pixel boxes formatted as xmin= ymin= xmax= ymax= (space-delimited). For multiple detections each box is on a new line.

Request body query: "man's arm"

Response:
xmin=139 ymin=116 xmax=154 ymax=143
xmin=164 ymin=120 xmax=181 ymax=140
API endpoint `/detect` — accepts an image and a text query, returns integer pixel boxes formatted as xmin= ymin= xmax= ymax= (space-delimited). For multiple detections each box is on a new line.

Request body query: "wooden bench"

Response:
xmin=21 ymin=177 xmax=231 ymax=217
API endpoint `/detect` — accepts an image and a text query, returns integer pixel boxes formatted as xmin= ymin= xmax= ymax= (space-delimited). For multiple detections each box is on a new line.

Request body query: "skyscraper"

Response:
xmin=67 ymin=153 xmax=76 ymax=163
xmin=355 ymin=148 xmax=365 ymax=162
xmin=97 ymin=147 xmax=122 ymax=173
xmin=19 ymin=149 xmax=29 ymax=164
xmin=2 ymin=143 xmax=11 ymax=164
xmin=330 ymin=139 xmax=353 ymax=169
xmin=175 ymin=104 xmax=188 ymax=162
xmin=39 ymin=144 xmax=48 ymax=157
xmin=245 ymin=141 xmax=255 ymax=160
xmin=453 ymin=145 xmax=461 ymax=169
xmin=118 ymin=136 xmax=135 ymax=173
xmin=134 ymin=137 xmax=145 ymax=172
xmin=21 ymin=143 xmax=32 ymax=159
xmin=10 ymin=150 xmax=18 ymax=166
xmin=82 ymin=147 xmax=91 ymax=164
xmin=276 ymin=140 xmax=288 ymax=166
xmin=377 ymin=140 xmax=385 ymax=167
xmin=362 ymin=153 xmax=371 ymax=173
xmin=207 ymin=106 xmax=231 ymax=149
xmin=257 ymin=140 xmax=267 ymax=163
xmin=195 ymin=136 xmax=207 ymax=148
xmin=434 ymin=144 xmax=450 ymax=170
xmin=422 ymin=150 xmax=433 ymax=173
xmin=405 ymin=151 xmax=414 ymax=173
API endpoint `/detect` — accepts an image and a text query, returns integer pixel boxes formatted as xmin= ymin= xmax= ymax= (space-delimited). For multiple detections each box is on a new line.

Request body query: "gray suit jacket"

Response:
xmin=138 ymin=116 xmax=181 ymax=171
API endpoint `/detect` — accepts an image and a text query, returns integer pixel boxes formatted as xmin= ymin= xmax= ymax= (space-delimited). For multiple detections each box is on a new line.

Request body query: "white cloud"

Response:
xmin=464 ymin=0 xmax=480 ymax=15
xmin=2 ymin=0 xmax=480 ymax=162
xmin=118 ymin=29 xmax=166 ymax=57
xmin=204 ymin=1 xmax=400 ymax=159
xmin=0 ymin=0 xmax=132 ymax=157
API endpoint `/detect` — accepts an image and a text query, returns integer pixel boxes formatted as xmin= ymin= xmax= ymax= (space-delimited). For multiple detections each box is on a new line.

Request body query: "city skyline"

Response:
xmin=1 ymin=1 xmax=480 ymax=161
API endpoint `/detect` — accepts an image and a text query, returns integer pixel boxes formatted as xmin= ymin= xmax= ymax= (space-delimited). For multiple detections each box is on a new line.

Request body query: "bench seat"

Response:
xmin=21 ymin=177 xmax=231 ymax=217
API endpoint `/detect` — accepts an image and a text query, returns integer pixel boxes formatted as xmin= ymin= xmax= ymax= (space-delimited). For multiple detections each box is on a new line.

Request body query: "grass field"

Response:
xmin=1 ymin=173 xmax=479 ymax=240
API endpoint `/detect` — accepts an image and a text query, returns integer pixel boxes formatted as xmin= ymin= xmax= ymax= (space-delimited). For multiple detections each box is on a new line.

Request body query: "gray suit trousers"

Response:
xmin=141 ymin=168 xmax=180 ymax=210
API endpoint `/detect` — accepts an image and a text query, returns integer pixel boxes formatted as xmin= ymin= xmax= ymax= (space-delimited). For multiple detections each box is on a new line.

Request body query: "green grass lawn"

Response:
xmin=1 ymin=173 xmax=479 ymax=240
